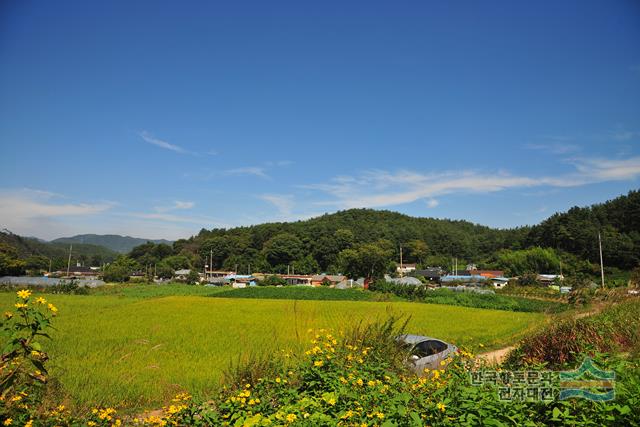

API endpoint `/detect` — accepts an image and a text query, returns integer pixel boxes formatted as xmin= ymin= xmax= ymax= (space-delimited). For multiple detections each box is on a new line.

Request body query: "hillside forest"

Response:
xmin=1 ymin=190 xmax=639 ymax=283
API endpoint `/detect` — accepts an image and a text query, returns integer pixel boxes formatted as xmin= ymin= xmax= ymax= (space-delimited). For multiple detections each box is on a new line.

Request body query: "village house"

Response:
xmin=396 ymin=263 xmax=417 ymax=275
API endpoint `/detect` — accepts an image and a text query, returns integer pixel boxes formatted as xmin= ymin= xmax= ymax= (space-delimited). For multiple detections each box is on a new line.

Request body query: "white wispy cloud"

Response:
xmin=609 ymin=129 xmax=640 ymax=141
xmin=139 ymin=131 xmax=187 ymax=153
xmin=525 ymin=141 xmax=580 ymax=154
xmin=258 ymin=194 xmax=294 ymax=216
xmin=265 ymin=160 xmax=293 ymax=167
xmin=0 ymin=189 xmax=114 ymax=239
xmin=566 ymin=156 xmax=640 ymax=182
xmin=129 ymin=212 xmax=219 ymax=225
xmin=154 ymin=200 xmax=195 ymax=212
xmin=426 ymin=199 xmax=439 ymax=208
xmin=224 ymin=167 xmax=270 ymax=179
xmin=303 ymin=156 xmax=640 ymax=209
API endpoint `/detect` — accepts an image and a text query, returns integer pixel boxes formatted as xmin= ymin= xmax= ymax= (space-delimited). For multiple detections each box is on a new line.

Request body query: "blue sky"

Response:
xmin=1 ymin=0 xmax=639 ymax=240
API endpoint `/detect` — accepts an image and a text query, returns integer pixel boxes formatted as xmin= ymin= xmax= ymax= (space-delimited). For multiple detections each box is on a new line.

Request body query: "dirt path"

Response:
xmin=476 ymin=346 xmax=516 ymax=365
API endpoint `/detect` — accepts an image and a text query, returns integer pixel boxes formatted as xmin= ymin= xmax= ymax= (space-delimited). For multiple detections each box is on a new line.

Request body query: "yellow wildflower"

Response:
xmin=47 ymin=303 xmax=58 ymax=313
xmin=314 ymin=360 xmax=324 ymax=367
xmin=14 ymin=303 xmax=27 ymax=310
xmin=17 ymin=290 xmax=31 ymax=299
xmin=286 ymin=413 xmax=297 ymax=423
xmin=275 ymin=377 xmax=281 ymax=383
xmin=24 ymin=421 xmax=33 ymax=427
xmin=3 ymin=311 xmax=12 ymax=319
xmin=356 ymin=378 xmax=363 ymax=386
xmin=437 ymin=402 xmax=446 ymax=412
xmin=376 ymin=412 xmax=385 ymax=419
xmin=3 ymin=419 xmax=12 ymax=426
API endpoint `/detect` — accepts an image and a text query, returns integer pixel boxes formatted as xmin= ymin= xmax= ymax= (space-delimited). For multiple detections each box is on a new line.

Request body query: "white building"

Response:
xmin=396 ymin=263 xmax=417 ymax=275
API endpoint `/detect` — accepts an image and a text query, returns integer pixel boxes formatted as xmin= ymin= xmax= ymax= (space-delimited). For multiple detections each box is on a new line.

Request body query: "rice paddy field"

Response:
xmin=0 ymin=285 xmax=547 ymax=412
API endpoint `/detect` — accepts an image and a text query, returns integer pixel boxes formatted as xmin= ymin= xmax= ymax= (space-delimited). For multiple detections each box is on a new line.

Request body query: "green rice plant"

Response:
xmin=0 ymin=292 xmax=544 ymax=412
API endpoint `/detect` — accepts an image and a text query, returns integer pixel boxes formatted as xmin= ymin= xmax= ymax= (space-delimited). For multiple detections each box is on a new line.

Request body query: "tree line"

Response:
xmin=3 ymin=190 xmax=638 ymax=281
xmin=101 ymin=190 xmax=639 ymax=282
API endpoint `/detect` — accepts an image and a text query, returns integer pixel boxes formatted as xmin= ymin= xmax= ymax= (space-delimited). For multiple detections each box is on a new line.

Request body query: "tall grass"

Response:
xmin=506 ymin=300 xmax=640 ymax=368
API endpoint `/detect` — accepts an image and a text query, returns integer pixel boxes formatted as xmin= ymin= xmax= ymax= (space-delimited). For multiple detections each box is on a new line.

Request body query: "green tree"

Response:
xmin=103 ymin=256 xmax=139 ymax=283
xmin=404 ymin=239 xmax=429 ymax=265
xmin=155 ymin=262 xmax=174 ymax=280
xmin=262 ymin=233 xmax=303 ymax=267
xmin=494 ymin=247 xmax=561 ymax=276
xmin=0 ymin=243 xmax=26 ymax=276
xmin=199 ymin=237 xmax=231 ymax=269
xmin=161 ymin=255 xmax=192 ymax=270
xmin=337 ymin=242 xmax=393 ymax=280
xmin=186 ymin=270 xmax=200 ymax=285
xmin=292 ymin=255 xmax=320 ymax=275
xmin=24 ymin=255 xmax=49 ymax=273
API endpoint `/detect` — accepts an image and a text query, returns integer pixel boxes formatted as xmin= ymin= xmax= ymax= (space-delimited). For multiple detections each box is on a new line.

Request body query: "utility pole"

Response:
xmin=598 ymin=232 xmax=605 ymax=289
xmin=209 ymin=249 xmax=213 ymax=281
xmin=48 ymin=258 xmax=52 ymax=274
xmin=559 ymin=259 xmax=563 ymax=277
xmin=66 ymin=245 xmax=73 ymax=277
xmin=399 ymin=245 xmax=404 ymax=278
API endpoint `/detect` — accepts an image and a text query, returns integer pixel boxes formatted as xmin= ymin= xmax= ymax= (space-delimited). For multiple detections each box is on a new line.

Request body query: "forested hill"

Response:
xmin=526 ymin=189 xmax=640 ymax=269
xmin=174 ymin=209 xmax=529 ymax=273
xmin=171 ymin=190 xmax=639 ymax=273
xmin=0 ymin=230 xmax=118 ymax=273
xmin=52 ymin=234 xmax=173 ymax=253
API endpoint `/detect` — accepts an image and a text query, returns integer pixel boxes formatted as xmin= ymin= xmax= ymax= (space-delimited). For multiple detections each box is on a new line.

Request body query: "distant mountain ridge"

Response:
xmin=52 ymin=234 xmax=173 ymax=253
xmin=0 ymin=230 xmax=118 ymax=267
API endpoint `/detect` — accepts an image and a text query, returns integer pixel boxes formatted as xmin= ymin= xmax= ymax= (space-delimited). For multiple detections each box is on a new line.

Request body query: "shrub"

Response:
xmin=369 ymin=280 xmax=568 ymax=313
xmin=257 ymin=275 xmax=288 ymax=287
xmin=46 ymin=279 xmax=89 ymax=295
xmin=505 ymin=300 xmax=640 ymax=368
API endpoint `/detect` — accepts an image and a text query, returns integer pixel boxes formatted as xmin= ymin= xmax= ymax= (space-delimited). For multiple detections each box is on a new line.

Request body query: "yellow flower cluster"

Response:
xmin=92 ymin=407 xmax=117 ymax=421
xmin=10 ymin=290 xmax=57 ymax=315
xmin=17 ymin=289 xmax=32 ymax=299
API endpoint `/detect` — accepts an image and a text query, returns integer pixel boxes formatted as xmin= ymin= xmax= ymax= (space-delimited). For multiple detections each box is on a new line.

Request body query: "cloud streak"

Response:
xmin=139 ymin=131 xmax=187 ymax=153
xmin=224 ymin=167 xmax=270 ymax=179
xmin=303 ymin=156 xmax=640 ymax=209
xmin=0 ymin=189 xmax=114 ymax=239
xmin=259 ymin=194 xmax=294 ymax=216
